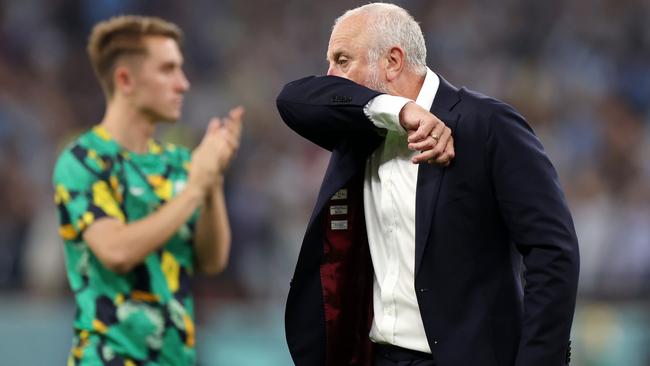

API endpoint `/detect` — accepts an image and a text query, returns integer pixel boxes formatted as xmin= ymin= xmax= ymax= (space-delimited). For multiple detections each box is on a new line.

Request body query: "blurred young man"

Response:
xmin=277 ymin=3 xmax=579 ymax=366
xmin=53 ymin=16 xmax=242 ymax=365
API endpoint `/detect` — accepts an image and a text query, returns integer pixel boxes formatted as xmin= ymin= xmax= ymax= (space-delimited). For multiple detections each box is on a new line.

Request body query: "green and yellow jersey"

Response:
xmin=53 ymin=126 xmax=198 ymax=366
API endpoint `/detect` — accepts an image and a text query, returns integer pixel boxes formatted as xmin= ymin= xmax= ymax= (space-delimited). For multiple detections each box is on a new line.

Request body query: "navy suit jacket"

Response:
xmin=276 ymin=73 xmax=579 ymax=366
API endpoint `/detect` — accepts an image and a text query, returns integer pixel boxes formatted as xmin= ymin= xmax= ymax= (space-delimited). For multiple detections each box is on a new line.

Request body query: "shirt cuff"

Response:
xmin=363 ymin=94 xmax=413 ymax=134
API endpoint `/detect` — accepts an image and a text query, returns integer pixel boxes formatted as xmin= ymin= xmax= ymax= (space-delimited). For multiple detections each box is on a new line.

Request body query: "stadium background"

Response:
xmin=0 ymin=0 xmax=649 ymax=365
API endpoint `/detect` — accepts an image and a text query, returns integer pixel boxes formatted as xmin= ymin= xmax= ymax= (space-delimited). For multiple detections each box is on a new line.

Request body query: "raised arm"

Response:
xmin=276 ymin=75 xmax=383 ymax=151
xmin=193 ymin=107 xmax=243 ymax=274
xmin=79 ymin=120 xmax=228 ymax=274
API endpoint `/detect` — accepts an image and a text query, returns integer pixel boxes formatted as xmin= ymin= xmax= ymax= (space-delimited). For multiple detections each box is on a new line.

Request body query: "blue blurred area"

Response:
xmin=0 ymin=297 xmax=648 ymax=365
xmin=0 ymin=296 xmax=293 ymax=365
xmin=1 ymin=0 xmax=649 ymax=365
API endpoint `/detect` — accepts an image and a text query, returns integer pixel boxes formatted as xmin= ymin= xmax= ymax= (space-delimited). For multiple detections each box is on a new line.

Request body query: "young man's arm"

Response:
xmin=84 ymin=184 xmax=205 ymax=274
xmin=193 ymin=182 xmax=231 ymax=274
xmin=193 ymin=107 xmax=243 ymax=274
xmin=84 ymin=119 xmax=229 ymax=274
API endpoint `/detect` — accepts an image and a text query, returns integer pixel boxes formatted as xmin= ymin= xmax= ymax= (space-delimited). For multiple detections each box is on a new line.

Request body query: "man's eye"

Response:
xmin=161 ymin=65 xmax=175 ymax=73
xmin=337 ymin=58 xmax=348 ymax=65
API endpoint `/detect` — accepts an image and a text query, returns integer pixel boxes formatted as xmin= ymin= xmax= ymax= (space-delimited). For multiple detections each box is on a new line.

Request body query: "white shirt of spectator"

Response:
xmin=363 ymin=67 xmax=439 ymax=354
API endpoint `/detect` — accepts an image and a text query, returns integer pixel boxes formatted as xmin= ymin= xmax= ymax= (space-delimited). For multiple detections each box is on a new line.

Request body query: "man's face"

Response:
xmin=129 ymin=36 xmax=190 ymax=122
xmin=326 ymin=15 xmax=388 ymax=92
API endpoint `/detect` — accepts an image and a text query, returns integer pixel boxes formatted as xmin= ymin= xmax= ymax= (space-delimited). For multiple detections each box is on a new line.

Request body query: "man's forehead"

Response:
xmin=332 ymin=14 xmax=366 ymax=39
xmin=143 ymin=36 xmax=182 ymax=56
xmin=326 ymin=16 xmax=367 ymax=58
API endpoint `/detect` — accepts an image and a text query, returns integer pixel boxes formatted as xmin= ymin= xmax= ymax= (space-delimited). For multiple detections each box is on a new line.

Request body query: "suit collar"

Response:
xmin=414 ymin=68 xmax=439 ymax=112
xmin=431 ymin=73 xmax=461 ymax=113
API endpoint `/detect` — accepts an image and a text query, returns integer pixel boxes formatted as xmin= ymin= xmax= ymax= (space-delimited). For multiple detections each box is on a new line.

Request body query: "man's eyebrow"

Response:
xmin=326 ymin=51 xmax=343 ymax=62
xmin=160 ymin=60 xmax=180 ymax=69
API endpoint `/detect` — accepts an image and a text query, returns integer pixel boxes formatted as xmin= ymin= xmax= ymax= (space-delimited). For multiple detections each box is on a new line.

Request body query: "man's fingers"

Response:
xmin=444 ymin=136 xmax=455 ymax=160
xmin=229 ymin=105 xmax=245 ymax=119
xmin=411 ymin=149 xmax=437 ymax=164
xmin=221 ymin=131 xmax=240 ymax=151
xmin=408 ymin=124 xmax=451 ymax=154
xmin=412 ymin=132 xmax=455 ymax=165
xmin=228 ymin=106 xmax=245 ymax=124
xmin=208 ymin=106 xmax=244 ymax=136
xmin=223 ymin=106 xmax=244 ymax=139
xmin=429 ymin=126 xmax=452 ymax=158
xmin=408 ymin=135 xmax=437 ymax=151
xmin=407 ymin=114 xmax=445 ymax=144
xmin=414 ymin=149 xmax=450 ymax=165
xmin=406 ymin=120 xmax=434 ymax=143
xmin=226 ymin=118 xmax=242 ymax=139
xmin=426 ymin=120 xmax=446 ymax=143
xmin=207 ymin=118 xmax=222 ymax=134
xmin=431 ymin=137 xmax=455 ymax=166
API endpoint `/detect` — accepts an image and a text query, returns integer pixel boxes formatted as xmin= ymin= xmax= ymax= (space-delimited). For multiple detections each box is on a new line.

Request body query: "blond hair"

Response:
xmin=87 ymin=15 xmax=183 ymax=98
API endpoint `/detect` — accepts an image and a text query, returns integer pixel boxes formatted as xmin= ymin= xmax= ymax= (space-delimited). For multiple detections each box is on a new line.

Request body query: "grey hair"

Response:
xmin=334 ymin=3 xmax=427 ymax=75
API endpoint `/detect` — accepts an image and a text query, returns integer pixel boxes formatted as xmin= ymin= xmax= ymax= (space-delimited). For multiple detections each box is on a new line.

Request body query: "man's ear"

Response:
xmin=385 ymin=46 xmax=405 ymax=82
xmin=113 ymin=65 xmax=135 ymax=95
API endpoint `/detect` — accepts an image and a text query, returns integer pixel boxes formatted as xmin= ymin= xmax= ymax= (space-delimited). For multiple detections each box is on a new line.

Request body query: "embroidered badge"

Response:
xmin=329 ymin=205 xmax=348 ymax=215
xmin=331 ymin=220 xmax=348 ymax=230
xmin=332 ymin=189 xmax=347 ymax=200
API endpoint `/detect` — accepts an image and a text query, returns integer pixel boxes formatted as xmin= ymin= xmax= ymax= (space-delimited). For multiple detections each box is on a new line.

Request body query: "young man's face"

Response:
xmin=129 ymin=36 xmax=190 ymax=122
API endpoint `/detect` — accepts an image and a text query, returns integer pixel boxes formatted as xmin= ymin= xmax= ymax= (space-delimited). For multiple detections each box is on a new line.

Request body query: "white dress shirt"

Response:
xmin=363 ymin=68 xmax=439 ymax=353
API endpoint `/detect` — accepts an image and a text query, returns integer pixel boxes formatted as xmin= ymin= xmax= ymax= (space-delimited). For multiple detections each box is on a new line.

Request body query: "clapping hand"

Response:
xmin=189 ymin=106 xmax=244 ymax=194
xmin=211 ymin=106 xmax=244 ymax=174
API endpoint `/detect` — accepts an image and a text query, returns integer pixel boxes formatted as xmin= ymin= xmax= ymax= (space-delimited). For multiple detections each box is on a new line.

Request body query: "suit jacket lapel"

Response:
xmin=415 ymin=75 xmax=461 ymax=276
xmin=308 ymin=136 xmax=382 ymax=229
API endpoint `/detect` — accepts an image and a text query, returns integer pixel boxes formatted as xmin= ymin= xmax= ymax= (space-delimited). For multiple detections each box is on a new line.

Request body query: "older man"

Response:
xmin=276 ymin=3 xmax=579 ymax=366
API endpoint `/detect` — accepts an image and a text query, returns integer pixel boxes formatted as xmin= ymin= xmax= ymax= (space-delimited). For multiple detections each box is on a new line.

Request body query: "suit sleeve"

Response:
xmin=276 ymin=75 xmax=384 ymax=151
xmin=486 ymin=103 xmax=579 ymax=366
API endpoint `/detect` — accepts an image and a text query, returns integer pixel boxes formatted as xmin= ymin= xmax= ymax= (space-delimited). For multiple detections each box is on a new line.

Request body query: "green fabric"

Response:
xmin=54 ymin=126 xmax=198 ymax=366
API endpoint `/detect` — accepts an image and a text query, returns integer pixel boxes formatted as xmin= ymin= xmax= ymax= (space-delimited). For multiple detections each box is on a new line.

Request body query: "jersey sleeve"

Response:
xmin=53 ymin=147 xmax=126 ymax=242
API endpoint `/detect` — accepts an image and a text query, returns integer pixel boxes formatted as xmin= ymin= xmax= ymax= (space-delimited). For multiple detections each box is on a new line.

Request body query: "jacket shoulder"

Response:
xmin=458 ymin=87 xmax=515 ymax=116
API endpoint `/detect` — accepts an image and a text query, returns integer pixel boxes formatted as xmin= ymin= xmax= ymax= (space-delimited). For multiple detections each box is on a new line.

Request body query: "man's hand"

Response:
xmin=188 ymin=106 xmax=244 ymax=195
xmin=399 ymin=102 xmax=455 ymax=166
xmin=192 ymin=106 xmax=243 ymax=275
xmin=188 ymin=121 xmax=222 ymax=195
xmin=214 ymin=106 xmax=244 ymax=174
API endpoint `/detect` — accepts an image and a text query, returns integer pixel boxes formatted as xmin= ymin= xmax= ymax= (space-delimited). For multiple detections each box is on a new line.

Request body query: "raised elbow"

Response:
xmin=99 ymin=250 xmax=135 ymax=275
xmin=200 ymin=256 xmax=229 ymax=275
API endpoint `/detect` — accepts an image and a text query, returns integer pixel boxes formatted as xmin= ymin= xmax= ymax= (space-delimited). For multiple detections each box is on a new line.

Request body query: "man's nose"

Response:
xmin=178 ymin=71 xmax=190 ymax=92
xmin=327 ymin=65 xmax=336 ymax=76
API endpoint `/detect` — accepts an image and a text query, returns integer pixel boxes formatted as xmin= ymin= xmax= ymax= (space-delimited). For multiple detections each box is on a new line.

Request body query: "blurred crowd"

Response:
xmin=0 ymin=0 xmax=649 ymax=318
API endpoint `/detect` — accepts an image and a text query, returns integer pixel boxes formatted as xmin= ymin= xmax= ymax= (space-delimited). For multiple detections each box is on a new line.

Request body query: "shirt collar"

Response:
xmin=414 ymin=67 xmax=439 ymax=112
